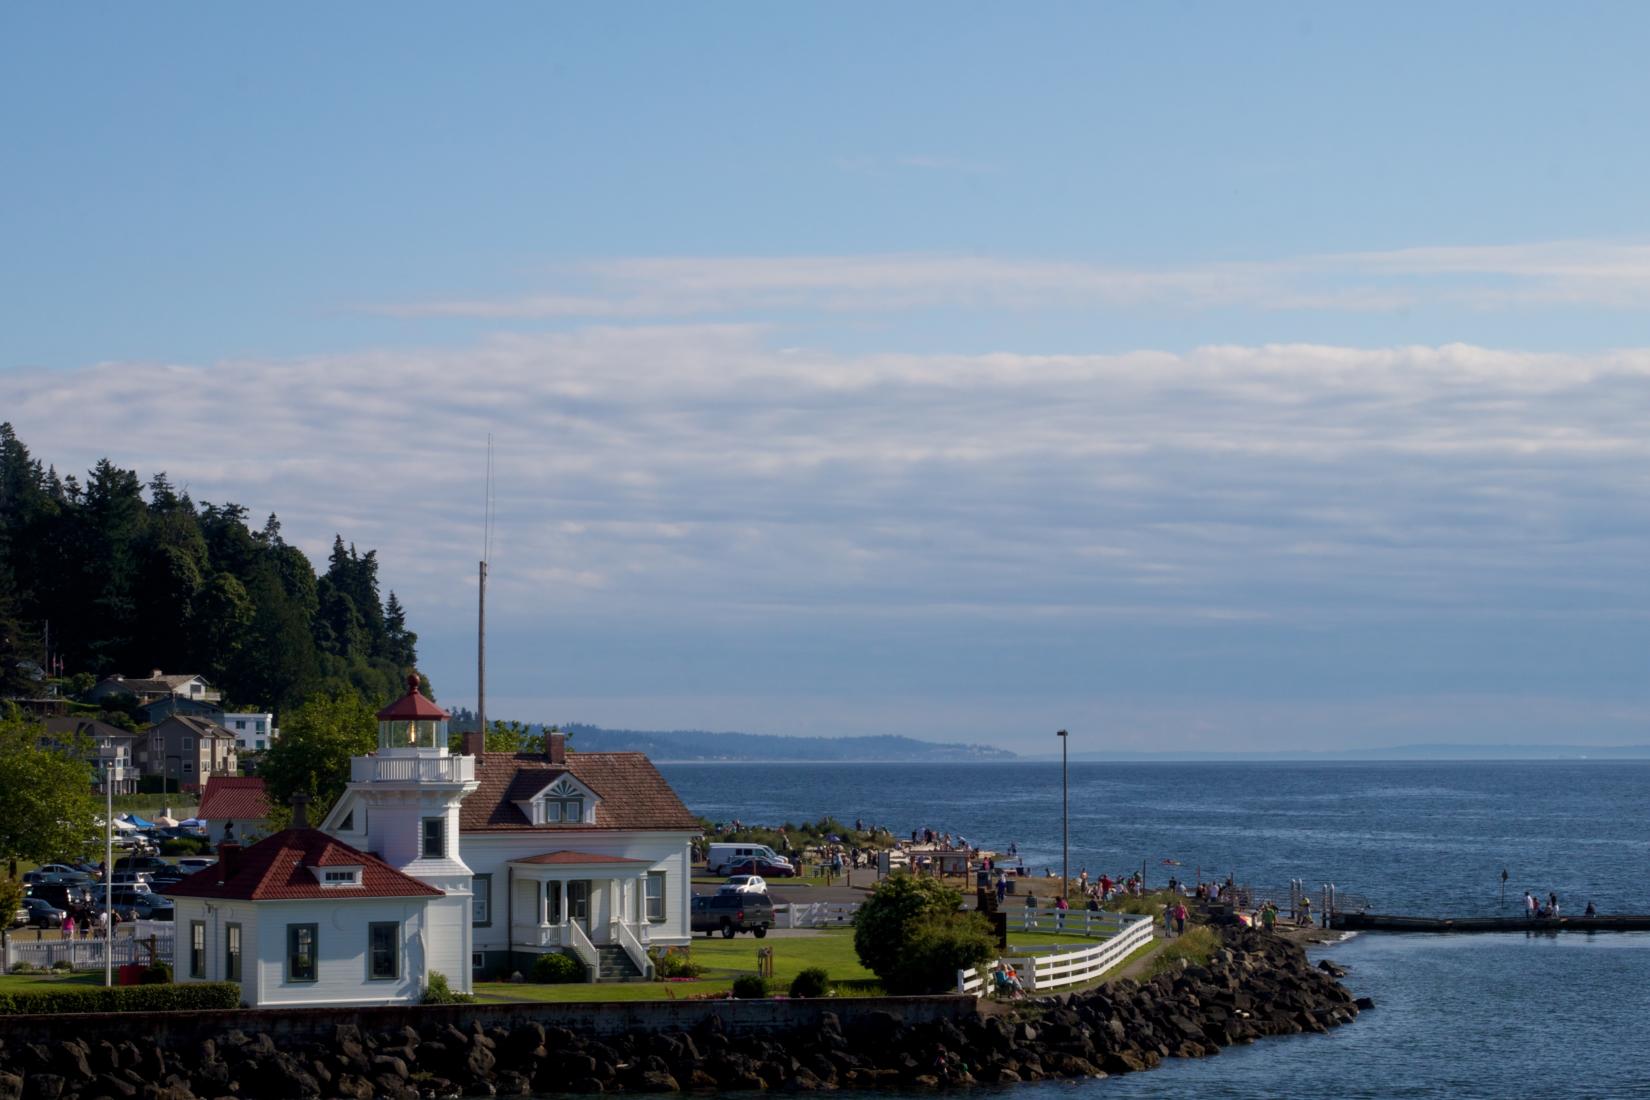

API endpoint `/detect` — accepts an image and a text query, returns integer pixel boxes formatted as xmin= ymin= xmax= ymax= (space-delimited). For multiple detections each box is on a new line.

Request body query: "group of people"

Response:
xmin=1523 ymin=891 xmax=1594 ymax=919
xmin=57 ymin=907 xmax=117 ymax=939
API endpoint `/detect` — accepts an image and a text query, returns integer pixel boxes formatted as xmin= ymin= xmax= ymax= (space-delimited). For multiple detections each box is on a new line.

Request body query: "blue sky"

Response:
xmin=6 ymin=5 xmax=1650 ymax=751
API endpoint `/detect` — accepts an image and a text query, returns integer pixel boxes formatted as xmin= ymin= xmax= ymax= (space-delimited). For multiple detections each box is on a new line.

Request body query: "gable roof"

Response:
xmin=197 ymin=776 xmax=270 ymax=822
xmin=96 ymin=673 xmax=210 ymax=696
xmin=461 ymin=751 xmax=699 ymax=833
xmin=166 ymin=828 xmax=442 ymax=901
xmin=152 ymin=714 xmax=236 ymax=739
xmin=42 ymin=717 xmax=138 ymax=741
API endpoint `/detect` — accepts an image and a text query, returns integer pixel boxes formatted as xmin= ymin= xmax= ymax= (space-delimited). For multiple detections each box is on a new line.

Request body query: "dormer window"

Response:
xmin=313 ymin=865 xmax=364 ymax=888
xmin=543 ymin=797 xmax=583 ymax=823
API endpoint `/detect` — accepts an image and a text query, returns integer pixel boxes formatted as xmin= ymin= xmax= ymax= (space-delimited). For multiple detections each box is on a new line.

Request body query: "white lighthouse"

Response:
xmin=321 ymin=673 xmax=481 ymax=992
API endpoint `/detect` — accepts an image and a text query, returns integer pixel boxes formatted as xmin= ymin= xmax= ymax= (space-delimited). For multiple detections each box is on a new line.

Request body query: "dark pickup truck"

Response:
xmin=691 ymin=892 xmax=774 ymax=938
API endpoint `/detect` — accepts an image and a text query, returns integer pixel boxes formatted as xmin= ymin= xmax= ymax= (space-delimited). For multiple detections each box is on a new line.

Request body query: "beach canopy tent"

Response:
xmin=110 ymin=817 xmax=137 ymax=832
xmin=153 ymin=815 xmax=178 ymax=827
xmin=124 ymin=814 xmax=155 ymax=829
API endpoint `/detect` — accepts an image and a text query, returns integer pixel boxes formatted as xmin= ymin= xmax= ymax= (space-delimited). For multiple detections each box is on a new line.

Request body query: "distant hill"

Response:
xmin=1044 ymin=743 xmax=1650 ymax=762
xmin=559 ymin=724 xmax=1017 ymax=762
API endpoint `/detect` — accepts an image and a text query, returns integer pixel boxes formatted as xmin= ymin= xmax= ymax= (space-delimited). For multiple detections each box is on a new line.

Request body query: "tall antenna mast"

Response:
xmin=471 ymin=436 xmax=495 ymax=758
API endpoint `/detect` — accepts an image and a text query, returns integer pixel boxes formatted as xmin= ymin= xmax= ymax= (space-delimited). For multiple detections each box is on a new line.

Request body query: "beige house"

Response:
xmin=142 ymin=715 xmax=239 ymax=792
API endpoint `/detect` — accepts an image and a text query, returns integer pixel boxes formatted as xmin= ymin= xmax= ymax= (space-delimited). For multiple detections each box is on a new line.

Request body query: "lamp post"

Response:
xmin=1057 ymin=729 xmax=1069 ymax=901
xmin=103 ymin=762 xmax=124 ymax=987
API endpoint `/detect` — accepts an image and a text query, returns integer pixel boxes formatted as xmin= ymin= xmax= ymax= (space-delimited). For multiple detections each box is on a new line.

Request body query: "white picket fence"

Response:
xmin=775 ymin=901 xmax=860 ymax=928
xmin=958 ymin=912 xmax=1155 ymax=997
xmin=3 ymin=922 xmax=174 ymax=972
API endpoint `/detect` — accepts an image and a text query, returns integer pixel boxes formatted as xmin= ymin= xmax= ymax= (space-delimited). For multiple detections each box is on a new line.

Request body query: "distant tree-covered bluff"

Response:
xmin=0 ymin=423 xmax=418 ymax=713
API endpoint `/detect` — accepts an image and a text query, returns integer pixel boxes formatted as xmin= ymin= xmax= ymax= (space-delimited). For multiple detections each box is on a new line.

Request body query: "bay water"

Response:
xmin=660 ymin=761 xmax=1650 ymax=1098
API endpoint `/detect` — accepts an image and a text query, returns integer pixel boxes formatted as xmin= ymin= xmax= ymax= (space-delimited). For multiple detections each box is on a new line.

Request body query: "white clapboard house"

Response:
xmin=322 ymin=678 xmax=700 ymax=983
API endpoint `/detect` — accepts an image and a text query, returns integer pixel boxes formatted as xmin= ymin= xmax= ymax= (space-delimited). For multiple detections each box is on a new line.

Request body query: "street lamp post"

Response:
xmin=1057 ymin=729 xmax=1069 ymax=901
xmin=103 ymin=762 xmax=123 ymax=987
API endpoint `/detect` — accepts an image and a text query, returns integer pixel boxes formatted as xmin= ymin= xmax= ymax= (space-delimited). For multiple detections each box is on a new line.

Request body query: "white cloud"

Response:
xmin=365 ymin=239 xmax=1650 ymax=320
xmin=8 ymin=330 xmax=1650 ymax=741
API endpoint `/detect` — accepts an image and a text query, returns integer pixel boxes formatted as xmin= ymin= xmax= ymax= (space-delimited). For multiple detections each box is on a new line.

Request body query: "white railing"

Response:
xmin=957 ymin=913 xmax=1155 ymax=997
xmin=350 ymin=755 xmax=476 ymax=783
xmin=776 ymin=901 xmax=861 ymax=928
xmin=566 ymin=920 xmax=599 ymax=979
xmin=612 ymin=920 xmax=652 ymax=979
xmin=512 ymin=922 xmax=567 ymax=949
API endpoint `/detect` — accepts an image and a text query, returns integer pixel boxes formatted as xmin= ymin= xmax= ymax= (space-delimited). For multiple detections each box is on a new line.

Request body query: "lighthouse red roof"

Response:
xmin=376 ymin=673 xmax=449 ymax=721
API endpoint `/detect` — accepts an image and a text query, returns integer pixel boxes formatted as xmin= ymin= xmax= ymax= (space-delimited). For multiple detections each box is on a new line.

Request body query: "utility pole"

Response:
xmin=477 ymin=560 xmax=487 ymax=748
xmin=1057 ymin=729 xmax=1069 ymax=900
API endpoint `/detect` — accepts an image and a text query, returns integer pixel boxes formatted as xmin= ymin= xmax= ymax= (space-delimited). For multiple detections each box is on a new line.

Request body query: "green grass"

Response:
xmin=475 ymin=929 xmax=877 ymax=1004
xmin=1146 ymin=924 xmax=1219 ymax=977
xmin=0 ymin=972 xmax=102 ymax=992
xmin=110 ymin=794 xmax=199 ymax=814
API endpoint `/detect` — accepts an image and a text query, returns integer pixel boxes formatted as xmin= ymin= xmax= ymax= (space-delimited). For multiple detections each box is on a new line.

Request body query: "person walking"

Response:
xmin=1163 ymin=901 xmax=1175 ymax=938
xmin=1024 ymin=892 xmax=1038 ymax=930
xmin=1174 ymin=900 xmax=1189 ymax=937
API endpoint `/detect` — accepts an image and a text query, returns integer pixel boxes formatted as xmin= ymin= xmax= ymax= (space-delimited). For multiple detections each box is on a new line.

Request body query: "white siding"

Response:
xmin=250 ymin=898 xmax=430 ymax=1008
xmin=172 ymin=897 xmax=261 ymax=1007
xmin=465 ymin=830 xmax=696 ymax=953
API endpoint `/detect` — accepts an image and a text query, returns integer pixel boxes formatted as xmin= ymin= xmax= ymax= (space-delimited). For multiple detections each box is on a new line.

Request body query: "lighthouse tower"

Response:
xmin=322 ymin=673 xmax=480 ymax=992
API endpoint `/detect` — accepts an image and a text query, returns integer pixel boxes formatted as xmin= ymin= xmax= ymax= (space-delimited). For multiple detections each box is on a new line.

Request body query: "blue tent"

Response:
xmin=125 ymin=814 xmax=154 ymax=829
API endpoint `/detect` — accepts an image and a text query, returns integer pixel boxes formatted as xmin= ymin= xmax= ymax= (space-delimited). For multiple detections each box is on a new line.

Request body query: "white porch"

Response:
xmin=506 ymin=852 xmax=657 ymax=980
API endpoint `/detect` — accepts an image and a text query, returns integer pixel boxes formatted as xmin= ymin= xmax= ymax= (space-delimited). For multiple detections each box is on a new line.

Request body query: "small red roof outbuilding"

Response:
xmin=197 ymin=776 xmax=271 ymax=823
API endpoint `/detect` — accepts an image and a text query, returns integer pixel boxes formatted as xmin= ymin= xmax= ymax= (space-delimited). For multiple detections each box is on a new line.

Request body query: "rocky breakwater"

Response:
xmin=0 ymin=927 xmax=1363 ymax=1098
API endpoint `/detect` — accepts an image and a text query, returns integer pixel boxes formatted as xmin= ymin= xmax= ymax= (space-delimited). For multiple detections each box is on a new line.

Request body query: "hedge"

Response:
xmin=0 ymin=982 xmax=240 ymax=1015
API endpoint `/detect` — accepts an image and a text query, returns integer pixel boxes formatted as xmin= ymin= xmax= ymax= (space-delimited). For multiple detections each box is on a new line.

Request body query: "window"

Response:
xmin=421 ymin=817 xmax=445 ymax=859
xmin=544 ymin=801 xmax=562 ymax=823
xmin=225 ymin=923 xmax=241 ymax=982
xmin=338 ymin=810 xmax=354 ymax=831
xmin=645 ymin=871 xmax=666 ymax=923
xmin=368 ymin=922 xmax=398 ymax=980
xmin=183 ymin=737 xmax=194 ymax=750
xmin=287 ymin=924 xmax=317 ymax=982
xmin=183 ymin=761 xmax=193 ymax=774
xmin=255 ymin=720 xmax=265 ymax=733
xmin=189 ymin=921 xmax=206 ymax=978
xmin=234 ymin=720 xmax=246 ymax=730
xmin=545 ymin=881 xmax=562 ymax=924
xmin=323 ymin=869 xmax=358 ymax=885
xmin=473 ymin=873 xmax=492 ymax=927
xmin=472 ymin=951 xmax=485 ymax=973
xmin=255 ymin=740 xmax=265 ymax=750
xmin=563 ymin=798 xmax=584 ymax=822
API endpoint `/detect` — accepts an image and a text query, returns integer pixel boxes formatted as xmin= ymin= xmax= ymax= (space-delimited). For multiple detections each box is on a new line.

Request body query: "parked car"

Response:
xmin=691 ymin=892 xmax=774 ymax=938
xmin=10 ymin=906 xmax=27 ymax=928
xmin=40 ymin=871 xmax=96 ymax=887
xmin=20 ymin=897 xmax=65 ymax=928
xmin=113 ymin=855 xmax=169 ymax=874
xmin=718 ymin=875 xmax=769 ymax=895
xmin=26 ymin=883 xmax=93 ymax=912
xmin=37 ymin=863 xmax=80 ymax=876
xmin=130 ymin=895 xmax=174 ymax=921
xmin=726 ymin=857 xmax=797 ymax=878
xmin=176 ymin=856 xmax=217 ymax=874
xmin=19 ymin=871 xmax=46 ymax=886
xmin=108 ymin=871 xmax=153 ymax=887
xmin=105 ymin=886 xmax=155 ymax=915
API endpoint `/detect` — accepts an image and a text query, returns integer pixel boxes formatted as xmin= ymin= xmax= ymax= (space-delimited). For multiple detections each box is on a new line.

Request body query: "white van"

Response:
xmin=706 ymin=843 xmax=790 ymax=875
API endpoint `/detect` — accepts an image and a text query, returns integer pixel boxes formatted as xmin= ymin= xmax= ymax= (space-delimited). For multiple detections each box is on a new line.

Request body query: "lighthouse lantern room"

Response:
xmin=377 ymin=673 xmax=450 ymax=752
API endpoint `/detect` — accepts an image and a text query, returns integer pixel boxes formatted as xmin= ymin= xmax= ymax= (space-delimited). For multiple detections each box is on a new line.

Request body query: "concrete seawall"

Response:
xmin=0 ymin=993 xmax=973 ymax=1047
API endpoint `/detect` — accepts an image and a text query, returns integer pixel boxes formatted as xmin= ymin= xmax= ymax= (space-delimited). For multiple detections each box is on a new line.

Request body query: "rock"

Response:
xmin=1355 ymin=996 xmax=1375 ymax=1011
xmin=0 ymin=1074 xmax=21 ymax=1100
xmin=21 ymin=1074 xmax=63 ymax=1100
xmin=92 ymin=1074 xmax=137 ymax=1099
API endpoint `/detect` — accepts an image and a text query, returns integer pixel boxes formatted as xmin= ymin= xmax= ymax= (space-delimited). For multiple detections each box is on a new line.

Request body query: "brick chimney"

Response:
xmin=463 ymin=724 xmax=485 ymax=758
xmin=547 ymin=730 xmax=566 ymax=765
xmin=291 ymin=791 xmax=311 ymax=830
xmin=216 ymin=842 xmax=242 ymax=882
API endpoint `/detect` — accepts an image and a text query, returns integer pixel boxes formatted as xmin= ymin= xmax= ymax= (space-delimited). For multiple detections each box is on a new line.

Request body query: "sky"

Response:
xmin=5 ymin=4 xmax=1650 ymax=753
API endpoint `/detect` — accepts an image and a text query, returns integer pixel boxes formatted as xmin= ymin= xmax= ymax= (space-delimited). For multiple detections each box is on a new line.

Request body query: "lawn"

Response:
xmin=475 ymin=929 xmax=876 ymax=1004
xmin=0 ymin=971 xmax=102 ymax=993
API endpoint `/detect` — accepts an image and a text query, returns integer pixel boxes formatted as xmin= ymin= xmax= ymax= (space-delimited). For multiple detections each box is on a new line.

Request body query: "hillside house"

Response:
xmin=142 ymin=715 xmax=239 ymax=792
xmin=41 ymin=716 xmax=141 ymax=794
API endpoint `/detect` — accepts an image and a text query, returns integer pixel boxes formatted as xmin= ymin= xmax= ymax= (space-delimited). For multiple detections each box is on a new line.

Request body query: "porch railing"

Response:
xmin=612 ymin=921 xmax=652 ymax=979
xmin=566 ymin=920 xmax=599 ymax=979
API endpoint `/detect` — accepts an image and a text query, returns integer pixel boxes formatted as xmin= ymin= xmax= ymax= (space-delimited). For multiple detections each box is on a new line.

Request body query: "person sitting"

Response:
xmin=1584 ymin=900 xmax=1597 ymax=917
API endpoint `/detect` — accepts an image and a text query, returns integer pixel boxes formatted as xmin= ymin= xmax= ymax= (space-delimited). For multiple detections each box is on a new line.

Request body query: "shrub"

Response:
xmin=49 ymin=960 xmax=73 ymax=972
xmin=0 ymin=982 xmax=239 ymax=1015
xmin=788 ymin=967 xmax=830 ymax=998
xmin=158 ymin=838 xmax=209 ymax=856
xmin=8 ymin=962 xmax=38 ymax=974
xmin=730 ymin=975 xmax=769 ymax=999
xmin=139 ymin=962 xmax=172 ymax=984
xmin=853 ymin=872 xmax=995 ymax=994
xmin=422 ymin=971 xmax=474 ymax=1004
xmin=1148 ymin=925 xmax=1221 ymax=977
xmin=653 ymin=951 xmax=703 ymax=979
xmin=531 ymin=952 xmax=585 ymax=984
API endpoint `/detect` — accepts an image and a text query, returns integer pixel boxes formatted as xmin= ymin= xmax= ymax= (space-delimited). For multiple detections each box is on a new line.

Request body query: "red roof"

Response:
xmin=509 ymin=850 xmax=649 ymax=865
xmin=461 ymin=751 xmax=700 ymax=833
xmin=377 ymin=674 xmax=449 ymax=721
xmin=197 ymin=777 xmax=270 ymax=823
xmin=166 ymin=829 xmax=442 ymax=901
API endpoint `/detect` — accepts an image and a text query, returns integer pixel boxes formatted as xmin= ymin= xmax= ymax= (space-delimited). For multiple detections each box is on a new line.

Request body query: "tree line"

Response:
xmin=0 ymin=423 xmax=418 ymax=713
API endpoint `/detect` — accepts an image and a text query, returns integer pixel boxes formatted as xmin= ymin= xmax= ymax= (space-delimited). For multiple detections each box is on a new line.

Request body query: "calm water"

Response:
xmin=660 ymin=761 xmax=1650 ymax=1097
